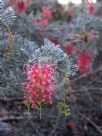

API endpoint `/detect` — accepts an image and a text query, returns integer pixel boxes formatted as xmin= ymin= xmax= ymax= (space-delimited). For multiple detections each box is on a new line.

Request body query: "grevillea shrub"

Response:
xmin=22 ymin=38 xmax=78 ymax=117
xmin=27 ymin=1 xmax=101 ymax=75
xmin=1 ymin=0 xmax=101 ymax=121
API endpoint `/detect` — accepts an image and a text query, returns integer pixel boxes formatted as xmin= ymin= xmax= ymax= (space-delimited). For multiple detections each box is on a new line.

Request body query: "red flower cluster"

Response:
xmin=67 ymin=9 xmax=73 ymax=21
xmin=77 ymin=51 xmax=92 ymax=74
xmin=34 ymin=7 xmax=52 ymax=28
xmin=88 ymin=3 xmax=94 ymax=16
xmin=82 ymin=0 xmax=94 ymax=15
xmin=16 ymin=0 xmax=26 ymax=13
xmin=23 ymin=63 xmax=55 ymax=108
xmin=66 ymin=43 xmax=74 ymax=55
xmin=50 ymin=38 xmax=60 ymax=45
xmin=9 ymin=0 xmax=30 ymax=13
xmin=42 ymin=7 xmax=52 ymax=20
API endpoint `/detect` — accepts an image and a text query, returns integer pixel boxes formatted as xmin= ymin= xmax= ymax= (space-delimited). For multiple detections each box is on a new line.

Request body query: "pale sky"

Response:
xmin=57 ymin=0 xmax=97 ymax=5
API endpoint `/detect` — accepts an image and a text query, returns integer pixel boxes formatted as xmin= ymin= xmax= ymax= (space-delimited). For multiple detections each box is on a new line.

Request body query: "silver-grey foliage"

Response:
xmin=0 ymin=0 xmax=38 ymax=95
xmin=75 ymin=13 xmax=102 ymax=30
xmin=0 ymin=0 xmax=16 ymax=26
xmin=31 ymin=38 xmax=78 ymax=77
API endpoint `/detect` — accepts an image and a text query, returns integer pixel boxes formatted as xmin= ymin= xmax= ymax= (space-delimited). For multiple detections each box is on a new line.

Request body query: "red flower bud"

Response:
xmin=16 ymin=0 xmax=26 ymax=13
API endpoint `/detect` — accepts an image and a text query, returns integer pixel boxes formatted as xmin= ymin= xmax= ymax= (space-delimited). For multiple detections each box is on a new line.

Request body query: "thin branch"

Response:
xmin=0 ymin=96 xmax=24 ymax=102
xmin=71 ymin=65 xmax=102 ymax=83
xmin=50 ymin=114 xmax=61 ymax=136
xmin=79 ymin=112 xmax=102 ymax=135
xmin=0 ymin=116 xmax=24 ymax=122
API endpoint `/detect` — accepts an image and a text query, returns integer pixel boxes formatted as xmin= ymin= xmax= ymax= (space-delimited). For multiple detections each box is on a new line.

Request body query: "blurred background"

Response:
xmin=0 ymin=0 xmax=102 ymax=136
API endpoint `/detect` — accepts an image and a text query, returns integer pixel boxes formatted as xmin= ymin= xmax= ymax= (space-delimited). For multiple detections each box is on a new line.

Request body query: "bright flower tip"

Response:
xmin=10 ymin=0 xmax=30 ymax=13
xmin=88 ymin=3 xmax=94 ymax=16
xmin=77 ymin=51 xmax=92 ymax=74
xmin=50 ymin=39 xmax=60 ymax=45
xmin=66 ymin=43 xmax=74 ymax=55
xmin=16 ymin=1 xmax=26 ymax=13
xmin=67 ymin=10 xmax=73 ymax=17
xmin=42 ymin=7 xmax=52 ymax=20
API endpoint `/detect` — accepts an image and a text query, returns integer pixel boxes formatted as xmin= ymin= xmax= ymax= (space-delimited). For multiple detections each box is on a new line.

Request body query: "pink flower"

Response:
xmin=67 ymin=10 xmax=73 ymax=17
xmin=87 ymin=31 xmax=99 ymax=40
xmin=24 ymin=0 xmax=30 ymax=6
xmin=16 ymin=0 xmax=26 ymax=13
xmin=77 ymin=51 xmax=92 ymax=74
xmin=88 ymin=3 xmax=94 ymax=15
xmin=23 ymin=63 xmax=55 ymax=108
xmin=50 ymin=39 xmax=60 ymax=45
xmin=42 ymin=7 xmax=52 ymax=20
xmin=66 ymin=43 xmax=74 ymax=55
xmin=82 ymin=0 xmax=94 ymax=15
xmin=10 ymin=0 xmax=30 ymax=13
xmin=35 ymin=18 xmax=49 ymax=28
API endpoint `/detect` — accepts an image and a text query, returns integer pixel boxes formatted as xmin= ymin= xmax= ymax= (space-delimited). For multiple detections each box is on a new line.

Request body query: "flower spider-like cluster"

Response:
xmin=24 ymin=63 xmax=55 ymax=109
